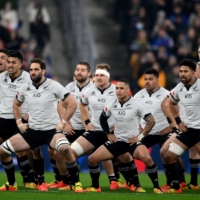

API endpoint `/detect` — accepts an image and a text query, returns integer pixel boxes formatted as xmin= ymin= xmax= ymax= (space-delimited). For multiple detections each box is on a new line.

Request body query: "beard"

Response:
xmin=31 ymin=73 xmax=42 ymax=84
xmin=76 ymin=76 xmax=87 ymax=83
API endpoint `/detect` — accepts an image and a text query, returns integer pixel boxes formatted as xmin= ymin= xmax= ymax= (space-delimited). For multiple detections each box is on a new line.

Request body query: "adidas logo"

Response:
xmin=179 ymin=88 xmax=183 ymax=92
xmin=193 ymin=86 xmax=198 ymax=91
xmin=113 ymin=105 xmax=117 ymax=108
xmin=3 ymin=79 xmax=7 ymax=83
xmin=71 ymin=89 xmax=75 ymax=93
xmin=44 ymin=86 xmax=48 ymax=90
xmin=91 ymin=91 xmax=95 ymax=95
xmin=26 ymin=87 xmax=31 ymax=91
xmin=141 ymin=95 xmax=145 ymax=98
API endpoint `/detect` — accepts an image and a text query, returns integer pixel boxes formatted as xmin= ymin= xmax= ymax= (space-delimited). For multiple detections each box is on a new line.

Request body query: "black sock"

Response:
xmin=179 ymin=167 xmax=185 ymax=183
xmin=50 ymin=159 xmax=61 ymax=181
xmin=146 ymin=164 xmax=159 ymax=189
xmin=66 ymin=160 xmax=79 ymax=186
xmin=189 ymin=159 xmax=200 ymax=186
xmin=108 ymin=174 xmax=117 ymax=183
xmin=88 ymin=165 xmax=100 ymax=188
xmin=61 ymin=174 xmax=71 ymax=184
xmin=76 ymin=160 xmax=80 ymax=183
xmin=166 ymin=162 xmax=180 ymax=190
xmin=112 ymin=159 xmax=120 ymax=179
xmin=2 ymin=160 xmax=15 ymax=185
xmin=119 ymin=161 xmax=140 ymax=187
xmin=33 ymin=159 xmax=44 ymax=184
xmin=163 ymin=164 xmax=171 ymax=185
xmin=17 ymin=155 xmax=35 ymax=183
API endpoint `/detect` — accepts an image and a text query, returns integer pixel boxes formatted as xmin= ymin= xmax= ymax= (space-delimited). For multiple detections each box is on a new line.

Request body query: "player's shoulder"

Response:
xmin=47 ymin=78 xmax=64 ymax=88
xmin=65 ymin=80 xmax=76 ymax=89
xmin=0 ymin=71 xmax=8 ymax=80
xmin=134 ymin=88 xmax=146 ymax=98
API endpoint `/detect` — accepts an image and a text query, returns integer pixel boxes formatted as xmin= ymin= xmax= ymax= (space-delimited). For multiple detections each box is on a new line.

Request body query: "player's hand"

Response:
xmin=18 ymin=123 xmax=29 ymax=133
xmin=107 ymin=133 xmax=117 ymax=143
xmin=128 ymin=136 xmax=139 ymax=145
xmin=178 ymin=122 xmax=187 ymax=132
xmin=64 ymin=123 xmax=75 ymax=135
xmin=55 ymin=119 xmax=67 ymax=132
xmin=159 ymin=126 xmax=173 ymax=135
xmin=86 ymin=122 xmax=95 ymax=131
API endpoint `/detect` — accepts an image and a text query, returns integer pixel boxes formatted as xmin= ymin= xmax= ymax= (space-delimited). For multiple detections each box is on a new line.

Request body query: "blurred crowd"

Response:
xmin=0 ymin=0 xmax=50 ymax=73
xmin=114 ymin=0 xmax=200 ymax=93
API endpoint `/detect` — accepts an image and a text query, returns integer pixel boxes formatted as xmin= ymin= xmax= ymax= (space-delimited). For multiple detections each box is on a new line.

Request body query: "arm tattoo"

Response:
xmin=142 ymin=114 xmax=155 ymax=136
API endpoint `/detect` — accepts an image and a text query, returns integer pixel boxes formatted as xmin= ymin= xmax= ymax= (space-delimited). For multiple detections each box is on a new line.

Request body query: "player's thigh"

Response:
xmin=9 ymin=133 xmax=31 ymax=152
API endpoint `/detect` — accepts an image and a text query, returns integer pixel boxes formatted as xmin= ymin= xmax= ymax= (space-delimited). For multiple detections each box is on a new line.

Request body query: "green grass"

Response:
xmin=0 ymin=172 xmax=200 ymax=200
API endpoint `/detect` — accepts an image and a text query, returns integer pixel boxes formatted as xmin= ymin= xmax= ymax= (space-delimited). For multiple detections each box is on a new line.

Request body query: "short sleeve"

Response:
xmin=16 ymin=86 xmax=25 ymax=103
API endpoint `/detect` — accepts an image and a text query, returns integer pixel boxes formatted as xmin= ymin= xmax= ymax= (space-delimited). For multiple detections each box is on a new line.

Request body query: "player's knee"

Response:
xmin=88 ymin=155 xmax=97 ymax=166
xmin=1 ymin=140 xmax=15 ymax=155
xmin=168 ymin=142 xmax=185 ymax=156
xmin=160 ymin=146 xmax=167 ymax=159
xmin=71 ymin=141 xmax=84 ymax=157
xmin=55 ymin=138 xmax=70 ymax=152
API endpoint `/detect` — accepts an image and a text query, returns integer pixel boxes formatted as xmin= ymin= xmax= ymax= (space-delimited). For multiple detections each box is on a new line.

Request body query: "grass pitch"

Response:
xmin=0 ymin=172 xmax=200 ymax=200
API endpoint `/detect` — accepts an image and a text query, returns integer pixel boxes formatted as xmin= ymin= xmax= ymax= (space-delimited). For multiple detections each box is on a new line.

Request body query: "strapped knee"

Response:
xmin=70 ymin=141 xmax=84 ymax=156
xmin=1 ymin=140 xmax=15 ymax=154
xmin=169 ymin=142 xmax=185 ymax=156
xmin=55 ymin=138 xmax=70 ymax=151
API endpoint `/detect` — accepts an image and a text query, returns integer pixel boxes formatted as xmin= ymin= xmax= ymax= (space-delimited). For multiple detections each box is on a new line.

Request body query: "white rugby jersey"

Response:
xmin=16 ymin=78 xmax=68 ymax=130
xmin=103 ymin=97 xmax=150 ymax=142
xmin=134 ymin=87 xmax=169 ymax=135
xmin=0 ymin=70 xmax=30 ymax=119
xmin=65 ymin=80 xmax=93 ymax=130
xmin=170 ymin=79 xmax=200 ymax=129
xmin=81 ymin=84 xmax=116 ymax=130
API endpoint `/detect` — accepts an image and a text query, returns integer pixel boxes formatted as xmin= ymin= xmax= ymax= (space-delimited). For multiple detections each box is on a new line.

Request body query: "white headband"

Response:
xmin=95 ymin=69 xmax=110 ymax=78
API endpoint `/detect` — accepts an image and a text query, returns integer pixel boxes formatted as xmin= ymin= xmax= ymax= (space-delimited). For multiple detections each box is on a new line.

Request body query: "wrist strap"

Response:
xmin=166 ymin=117 xmax=172 ymax=124
xmin=85 ymin=119 xmax=91 ymax=125
xmin=175 ymin=117 xmax=182 ymax=125
xmin=138 ymin=133 xmax=144 ymax=141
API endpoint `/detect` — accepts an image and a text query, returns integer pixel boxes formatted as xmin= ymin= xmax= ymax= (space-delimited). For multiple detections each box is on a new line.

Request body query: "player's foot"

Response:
xmin=74 ymin=182 xmax=84 ymax=193
xmin=183 ymin=183 xmax=198 ymax=190
xmin=110 ymin=181 xmax=119 ymax=190
xmin=84 ymin=186 xmax=101 ymax=192
xmin=162 ymin=187 xmax=182 ymax=194
xmin=180 ymin=182 xmax=187 ymax=189
xmin=0 ymin=182 xmax=17 ymax=191
xmin=154 ymin=188 xmax=163 ymax=194
xmin=116 ymin=179 xmax=127 ymax=188
xmin=49 ymin=181 xmax=68 ymax=189
xmin=37 ymin=183 xmax=48 ymax=191
xmin=161 ymin=184 xmax=170 ymax=191
xmin=29 ymin=182 xmax=37 ymax=189
xmin=128 ymin=184 xmax=135 ymax=191
xmin=47 ymin=180 xmax=59 ymax=187
xmin=59 ymin=185 xmax=72 ymax=191
xmin=134 ymin=186 xmax=146 ymax=193
xmin=24 ymin=183 xmax=30 ymax=188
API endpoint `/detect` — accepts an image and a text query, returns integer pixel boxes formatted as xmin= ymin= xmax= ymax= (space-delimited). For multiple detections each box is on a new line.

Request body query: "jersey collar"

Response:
xmin=32 ymin=78 xmax=47 ymax=89
xmin=76 ymin=80 xmax=91 ymax=92
xmin=9 ymin=70 xmax=23 ymax=83
xmin=97 ymin=83 xmax=112 ymax=94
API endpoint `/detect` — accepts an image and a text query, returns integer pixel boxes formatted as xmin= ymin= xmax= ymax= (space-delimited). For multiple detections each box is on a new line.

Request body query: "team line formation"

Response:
xmin=0 ymin=48 xmax=199 ymax=194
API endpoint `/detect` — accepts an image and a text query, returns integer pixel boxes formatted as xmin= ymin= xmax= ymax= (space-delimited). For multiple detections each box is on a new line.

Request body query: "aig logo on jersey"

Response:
xmin=118 ymin=110 xmax=125 ymax=115
xmin=97 ymin=98 xmax=105 ymax=103
xmin=33 ymin=93 xmax=41 ymax=97
xmin=145 ymin=100 xmax=152 ymax=104
xmin=8 ymin=84 xmax=16 ymax=90
xmin=185 ymin=94 xmax=192 ymax=98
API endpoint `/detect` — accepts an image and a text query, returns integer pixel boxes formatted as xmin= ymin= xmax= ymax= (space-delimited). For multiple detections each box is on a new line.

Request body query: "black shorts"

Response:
xmin=81 ymin=130 xmax=108 ymax=150
xmin=142 ymin=134 xmax=170 ymax=148
xmin=20 ymin=128 xmax=58 ymax=149
xmin=0 ymin=118 xmax=20 ymax=141
xmin=65 ymin=129 xmax=85 ymax=143
xmin=103 ymin=140 xmax=144 ymax=158
xmin=176 ymin=128 xmax=200 ymax=149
